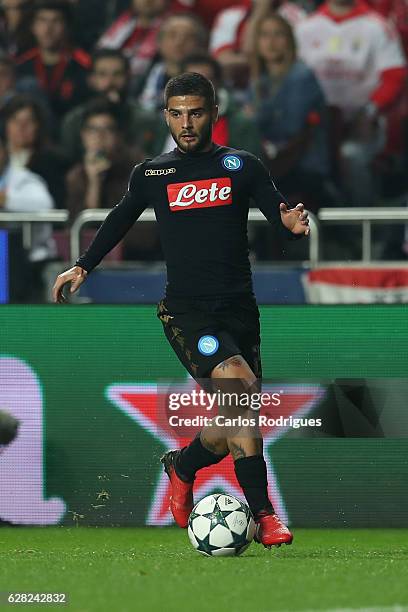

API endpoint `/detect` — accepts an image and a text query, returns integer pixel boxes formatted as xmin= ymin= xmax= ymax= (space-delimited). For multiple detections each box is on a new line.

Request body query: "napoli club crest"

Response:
xmin=222 ymin=155 xmax=243 ymax=172
xmin=198 ymin=335 xmax=219 ymax=355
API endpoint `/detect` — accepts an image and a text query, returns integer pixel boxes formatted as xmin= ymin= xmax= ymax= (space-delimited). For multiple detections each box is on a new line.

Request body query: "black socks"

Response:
xmin=175 ymin=438 xmax=274 ymax=520
xmin=175 ymin=435 xmax=226 ymax=482
xmin=234 ymin=455 xmax=274 ymax=519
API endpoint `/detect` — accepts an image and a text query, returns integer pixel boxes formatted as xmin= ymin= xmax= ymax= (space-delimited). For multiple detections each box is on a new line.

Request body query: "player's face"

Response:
xmin=165 ymin=95 xmax=218 ymax=153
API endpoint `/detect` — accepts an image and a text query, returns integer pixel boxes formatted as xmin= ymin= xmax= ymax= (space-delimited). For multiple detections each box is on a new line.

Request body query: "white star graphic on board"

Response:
xmin=107 ymin=379 xmax=325 ymax=525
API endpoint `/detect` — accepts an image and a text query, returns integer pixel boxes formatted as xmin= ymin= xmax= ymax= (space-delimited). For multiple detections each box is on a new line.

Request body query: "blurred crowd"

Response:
xmin=0 ymin=0 xmax=407 ymax=300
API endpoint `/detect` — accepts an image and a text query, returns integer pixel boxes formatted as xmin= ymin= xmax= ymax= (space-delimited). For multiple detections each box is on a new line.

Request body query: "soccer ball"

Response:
xmin=188 ymin=493 xmax=256 ymax=557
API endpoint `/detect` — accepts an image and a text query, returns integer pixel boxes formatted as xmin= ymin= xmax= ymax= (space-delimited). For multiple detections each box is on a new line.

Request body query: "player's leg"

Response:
xmin=172 ymin=342 xmax=261 ymax=482
xmin=210 ymin=354 xmax=293 ymax=548
xmin=158 ymin=297 xmax=292 ymax=544
xmin=160 ymin=431 xmax=227 ymax=528
xmin=167 ymin=430 xmax=228 ymax=484
xmin=158 ymin=298 xmax=230 ymax=527
xmin=161 ymin=418 xmax=231 ymax=527
xmin=210 ymin=355 xmax=270 ymax=512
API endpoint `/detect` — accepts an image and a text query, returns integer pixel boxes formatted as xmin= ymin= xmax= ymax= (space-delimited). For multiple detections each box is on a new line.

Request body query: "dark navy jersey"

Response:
xmin=76 ymin=144 xmax=301 ymax=298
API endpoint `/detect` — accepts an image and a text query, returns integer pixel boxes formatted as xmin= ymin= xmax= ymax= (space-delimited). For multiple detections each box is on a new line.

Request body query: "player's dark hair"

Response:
xmin=33 ymin=0 xmax=74 ymax=27
xmin=80 ymin=97 xmax=122 ymax=131
xmin=181 ymin=52 xmax=223 ymax=85
xmin=91 ymin=48 xmax=130 ymax=74
xmin=164 ymin=72 xmax=216 ymax=109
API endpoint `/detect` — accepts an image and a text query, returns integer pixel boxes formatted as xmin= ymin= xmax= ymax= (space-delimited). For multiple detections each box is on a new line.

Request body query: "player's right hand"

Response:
xmin=52 ymin=266 xmax=88 ymax=303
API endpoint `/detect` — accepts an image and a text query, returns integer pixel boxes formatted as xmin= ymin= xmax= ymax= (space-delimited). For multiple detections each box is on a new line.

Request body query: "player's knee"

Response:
xmin=211 ymin=354 xmax=257 ymax=389
xmin=210 ymin=356 xmax=261 ymax=426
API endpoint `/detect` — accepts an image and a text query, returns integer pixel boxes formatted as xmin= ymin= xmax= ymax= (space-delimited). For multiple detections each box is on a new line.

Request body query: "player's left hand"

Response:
xmin=280 ymin=202 xmax=310 ymax=236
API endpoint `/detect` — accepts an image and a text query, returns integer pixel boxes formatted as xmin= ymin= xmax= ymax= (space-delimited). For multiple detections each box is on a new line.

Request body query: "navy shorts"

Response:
xmin=157 ymin=294 xmax=262 ymax=381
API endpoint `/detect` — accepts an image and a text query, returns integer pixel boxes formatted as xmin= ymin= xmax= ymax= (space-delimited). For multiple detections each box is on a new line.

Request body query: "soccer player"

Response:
xmin=52 ymin=73 xmax=309 ymax=548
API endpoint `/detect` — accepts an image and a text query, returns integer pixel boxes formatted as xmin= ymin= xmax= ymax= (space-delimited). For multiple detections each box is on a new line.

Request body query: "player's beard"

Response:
xmin=171 ymin=118 xmax=213 ymax=154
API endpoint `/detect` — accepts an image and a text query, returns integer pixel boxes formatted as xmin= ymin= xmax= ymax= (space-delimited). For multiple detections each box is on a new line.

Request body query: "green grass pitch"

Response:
xmin=1 ymin=528 xmax=407 ymax=612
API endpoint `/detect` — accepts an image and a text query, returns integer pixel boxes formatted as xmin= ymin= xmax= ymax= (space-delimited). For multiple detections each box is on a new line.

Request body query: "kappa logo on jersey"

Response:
xmin=222 ymin=155 xmax=243 ymax=171
xmin=145 ymin=168 xmax=176 ymax=176
xmin=167 ymin=178 xmax=232 ymax=211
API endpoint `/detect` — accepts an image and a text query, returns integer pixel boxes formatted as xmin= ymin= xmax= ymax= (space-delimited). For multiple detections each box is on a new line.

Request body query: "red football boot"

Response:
xmin=254 ymin=510 xmax=294 ymax=548
xmin=160 ymin=450 xmax=194 ymax=528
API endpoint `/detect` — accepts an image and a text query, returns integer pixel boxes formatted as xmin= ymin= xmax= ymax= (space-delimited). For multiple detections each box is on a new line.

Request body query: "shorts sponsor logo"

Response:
xmin=145 ymin=168 xmax=176 ymax=176
xmin=167 ymin=178 xmax=232 ymax=211
xmin=198 ymin=335 xmax=219 ymax=356
xmin=222 ymin=155 xmax=243 ymax=171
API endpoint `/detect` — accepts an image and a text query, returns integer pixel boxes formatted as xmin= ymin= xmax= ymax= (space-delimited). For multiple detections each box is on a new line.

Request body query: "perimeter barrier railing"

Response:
xmin=317 ymin=207 xmax=408 ymax=264
xmin=69 ymin=209 xmax=320 ymax=265
xmin=2 ymin=207 xmax=408 ymax=267
xmin=0 ymin=210 xmax=69 ymax=249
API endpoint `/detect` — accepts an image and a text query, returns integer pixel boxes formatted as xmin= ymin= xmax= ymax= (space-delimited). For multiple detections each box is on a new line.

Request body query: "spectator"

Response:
xmin=248 ymin=13 xmax=331 ymax=210
xmin=0 ymin=52 xmax=51 ymax=115
xmin=140 ymin=14 xmax=208 ymax=112
xmin=65 ymin=99 xmax=139 ymax=220
xmin=210 ymin=0 xmax=307 ymax=86
xmin=97 ymin=0 xmax=170 ymax=85
xmin=66 ymin=98 xmax=160 ymax=260
xmin=109 ymin=0 xmax=241 ymax=26
xmin=2 ymin=94 xmax=68 ymax=207
xmin=0 ymin=0 xmax=34 ymax=56
xmin=296 ymin=0 xmax=406 ymax=204
xmin=177 ymin=52 xmax=262 ymax=156
xmin=15 ymin=0 xmax=91 ymax=123
xmin=60 ymin=48 xmax=160 ymax=162
xmin=368 ymin=0 xmax=408 ymax=178
xmin=0 ymin=131 xmax=56 ymax=264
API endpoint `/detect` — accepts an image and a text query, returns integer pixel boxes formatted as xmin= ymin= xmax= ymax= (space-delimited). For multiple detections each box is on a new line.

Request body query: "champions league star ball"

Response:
xmin=188 ymin=493 xmax=256 ymax=557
